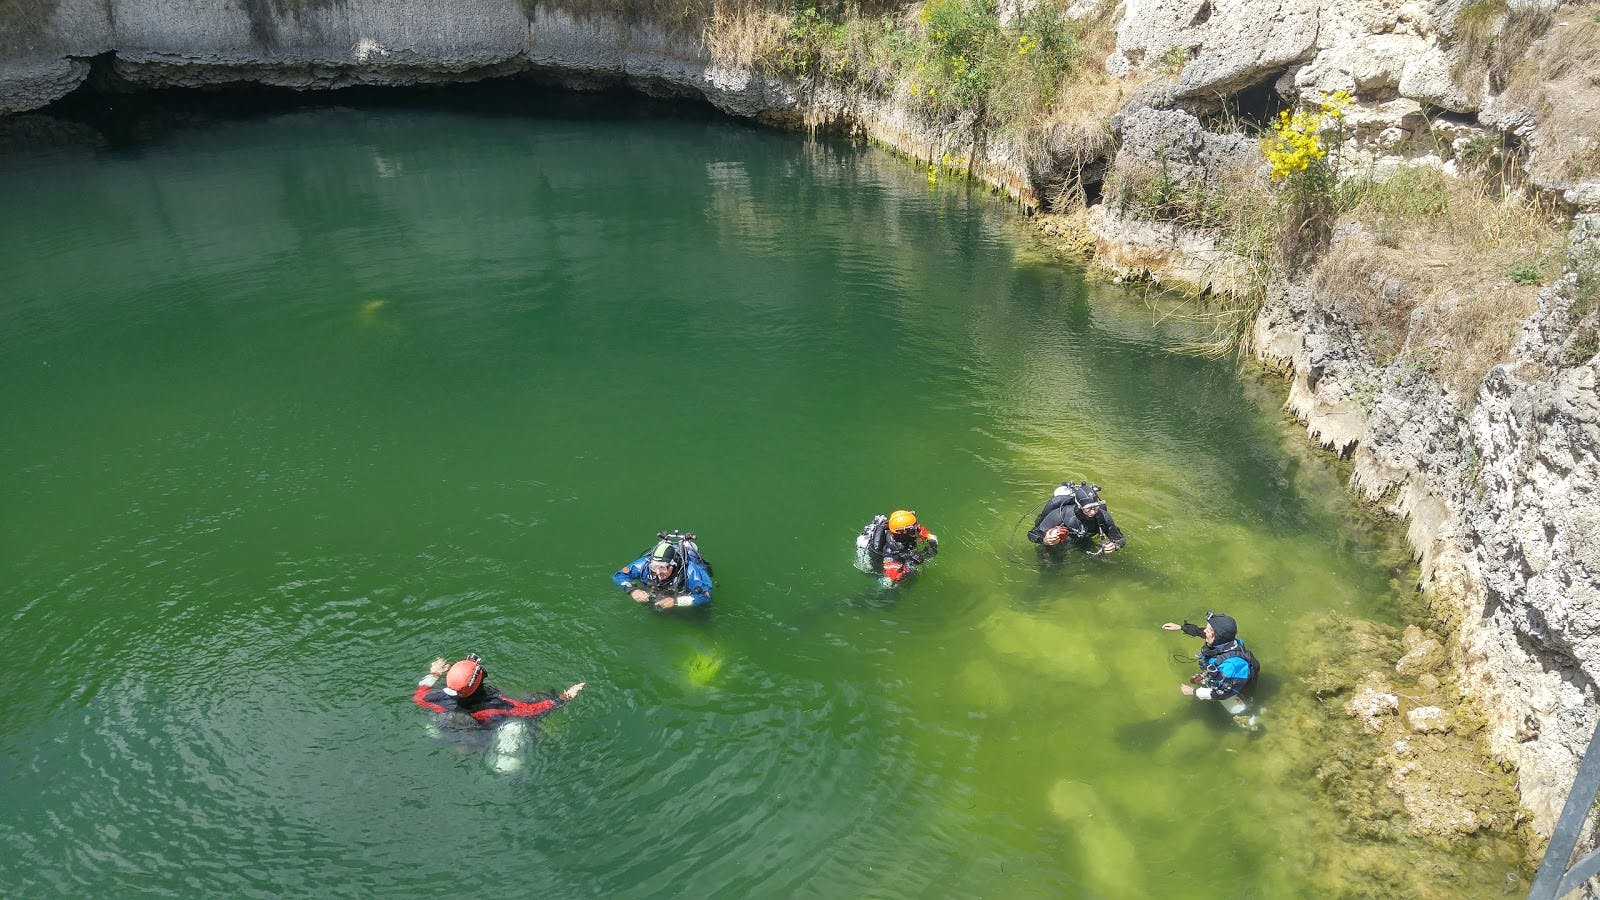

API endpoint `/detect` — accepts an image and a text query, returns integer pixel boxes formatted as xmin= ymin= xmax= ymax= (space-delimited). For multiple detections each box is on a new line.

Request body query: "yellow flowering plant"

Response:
xmin=1262 ymin=91 xmax=1354 ymax=265
xmin=1262 ymin=90 xmax=1352 ymax=182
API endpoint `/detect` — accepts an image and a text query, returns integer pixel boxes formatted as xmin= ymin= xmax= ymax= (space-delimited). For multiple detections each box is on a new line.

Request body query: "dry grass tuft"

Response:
xmin=1312 ymin=167 xmax=1568 ymax=398
xmin=1039 ymin=66 xmax=1129 ymax=139
xmin=1035 ymin=67 xmax=1137 ymax=210
xmin=703 ymin=2 xmax=789 ymax=69
xmin=1502 ymin=1 xmax=1600 ymax=182
xmin=1451 ymin=0 xmax=1554 ymax=93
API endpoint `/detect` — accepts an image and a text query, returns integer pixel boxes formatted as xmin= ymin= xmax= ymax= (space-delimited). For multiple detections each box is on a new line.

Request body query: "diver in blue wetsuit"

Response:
xmin=614 ymin=531 xmax=714 ymax=611
xmin=1162 ymin=612 xmax=1260 ymax=721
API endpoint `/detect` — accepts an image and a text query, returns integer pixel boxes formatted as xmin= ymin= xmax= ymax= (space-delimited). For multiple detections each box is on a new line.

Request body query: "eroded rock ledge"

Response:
xmin=1251 ymin=215 xmax=1600 ymax=839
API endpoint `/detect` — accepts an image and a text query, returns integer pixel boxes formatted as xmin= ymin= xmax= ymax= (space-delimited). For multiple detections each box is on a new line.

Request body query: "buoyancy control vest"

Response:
xmin=1201 ymin=639 xmax=1261 ymax=696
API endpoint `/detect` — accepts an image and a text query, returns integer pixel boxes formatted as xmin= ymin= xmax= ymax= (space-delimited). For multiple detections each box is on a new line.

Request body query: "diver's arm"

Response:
xmin=616 ymin=556 xmax=654 ymax=602
xmin=1029 ymin=497 xmax=1063 ymax=540
xmin=1098 ymin=512 xmax=1126 ymax=549
xmin=614 ymin=557 xmax=648 ymax=591
xmin=497 ymin=696 xmax=557 ymax=719
xmin=1029 ymin=500 xmax=1069 ymax=543
xmin=413 ymin=658 xmax=450 ymax=710
xmin=520 ymin=682 xmax=585 ymax=712
xmin=685 ymin=566 xmax=713 ymax=605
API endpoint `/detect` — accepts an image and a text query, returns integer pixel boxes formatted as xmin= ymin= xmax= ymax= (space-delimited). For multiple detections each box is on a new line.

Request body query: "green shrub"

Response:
xmin=1347 ymin=166 xmax=1453 ymax=222
xmin=709 ymin=1 xmax=1102 ymax=142
xmin=1506 ymin=259 xmax=1543 ymax=284
xmin=1261 ymin=92 xmax=1353 ymax=266
xmin=902 ymin=0 xmax=1086 ymax=133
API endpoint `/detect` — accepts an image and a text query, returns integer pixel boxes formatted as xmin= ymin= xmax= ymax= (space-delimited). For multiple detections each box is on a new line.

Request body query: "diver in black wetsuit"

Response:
xmin=1026 ymin=482 xmax=1125 ymax=558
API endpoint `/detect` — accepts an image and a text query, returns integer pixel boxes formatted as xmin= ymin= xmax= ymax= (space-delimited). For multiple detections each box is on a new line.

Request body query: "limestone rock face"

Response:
xmin=1348 ymin=685 xmax=1402 ymax=734
xmin=1107 ymin=0 xmax=1319 ymax=98
xmin=1453 ymin=217 xmax=1600 ymax=831
xmin=0 ymin=0 xmax=799 ymax=120
xmin=1104 ymin=0 xmax=1600 ymax=192
xmin=1089 ymin=106 xmax=1261 ymax=292
xmin=1566 ymin=183 xmax=1600 ymax=213
xmin=0 ymin=57 xmax=94 ymax=115
xmin=1406 ymin=706 xmax=1452 ymax=733
xmin=1245 ymin=212 xmax=1600 ymax=837
xmin=1394 ymin=46 xmax=1473 ymax=112
xmin=1108 ymin=0 xmax=1467 ymax=110
xmin=1113 ymin=105 xmax=1257 ymax=184
xmin=1292 ymin=35 xmax=1421 ymax=97
xmin=1395 ymin=626 xmax=1445 ymax=677
xmin=0 ymin=0 xmax=112 ymax=114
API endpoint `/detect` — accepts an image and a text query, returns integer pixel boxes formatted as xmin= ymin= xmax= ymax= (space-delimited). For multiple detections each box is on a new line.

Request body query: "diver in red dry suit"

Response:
xmin=412 ymin=654 xmax=585 ymax=724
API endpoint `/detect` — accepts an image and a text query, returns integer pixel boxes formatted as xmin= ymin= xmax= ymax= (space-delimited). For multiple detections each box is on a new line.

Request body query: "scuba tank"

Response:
xmin=487 ymin=719 xmax=527 ymax=775
xmin=854 ymin=516 xmax=886 ymax=574
xmin=659 ymin=530 xmax=712 ymax=576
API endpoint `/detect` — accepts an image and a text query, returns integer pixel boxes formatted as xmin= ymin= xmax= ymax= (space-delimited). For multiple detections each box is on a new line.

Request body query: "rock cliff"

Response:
xmin=1093 ymin=0 xmax=1600 ymax=848
xmin=1 ymin=0 xmax=806 ymax=117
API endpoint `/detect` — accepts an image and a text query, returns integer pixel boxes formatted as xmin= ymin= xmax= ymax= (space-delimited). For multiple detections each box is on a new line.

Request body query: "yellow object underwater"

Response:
xmin=686 ymin=651 xmax=724 ymax=687
xmin=357 ymin=299 xmax=400 ymax=334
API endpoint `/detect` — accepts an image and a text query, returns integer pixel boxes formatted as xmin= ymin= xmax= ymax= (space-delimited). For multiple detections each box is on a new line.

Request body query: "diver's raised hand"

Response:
xmin=560 ymin=683 xmax=586 ymax=701
xmin=429 ymin=657 xmax=450 ymax=676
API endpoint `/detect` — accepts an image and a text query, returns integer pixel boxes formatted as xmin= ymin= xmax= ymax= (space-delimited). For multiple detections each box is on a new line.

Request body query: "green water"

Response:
xmin=0 ymin=92 xmax=1524 ymax=897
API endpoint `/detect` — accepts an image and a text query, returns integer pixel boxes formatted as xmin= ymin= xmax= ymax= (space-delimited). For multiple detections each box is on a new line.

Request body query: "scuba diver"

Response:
xmin=1161 ymin=612 xmax=1260 ymax=728
xmin=614 ymin=531 xmax=714 ymax=610
xmin=1026 ymin=481 xmax=1124 ymax=557
xmin=855 ymin=509 xmax=939 ymax=584
xmin=413 ymin=654 xmax=585 ymax=723
xmin=413 ymin=655 xmax=585 ymax=775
